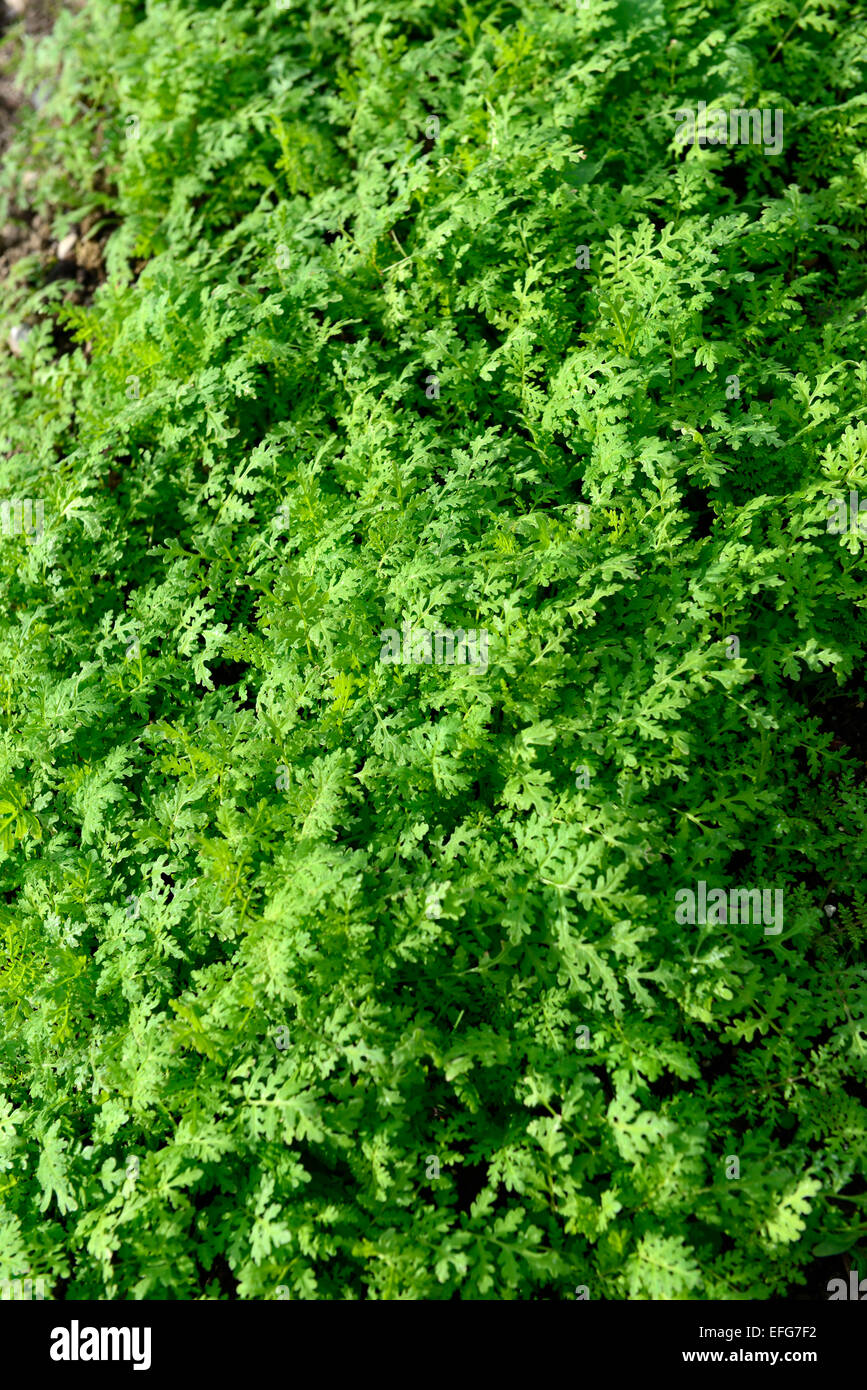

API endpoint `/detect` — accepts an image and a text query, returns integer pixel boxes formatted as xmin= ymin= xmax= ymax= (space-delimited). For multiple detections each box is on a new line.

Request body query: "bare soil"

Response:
xmin=0 ymin=0 xmax=110 ymax=358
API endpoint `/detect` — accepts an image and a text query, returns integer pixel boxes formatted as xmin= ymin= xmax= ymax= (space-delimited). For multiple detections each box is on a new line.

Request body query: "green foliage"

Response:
xmin=0 ymin=0 xmax=865 ymax=1300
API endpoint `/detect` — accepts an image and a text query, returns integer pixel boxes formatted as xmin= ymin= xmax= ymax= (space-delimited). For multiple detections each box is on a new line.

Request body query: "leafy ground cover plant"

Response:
xmin=0 ymin=0 xmax=865 ymax=1300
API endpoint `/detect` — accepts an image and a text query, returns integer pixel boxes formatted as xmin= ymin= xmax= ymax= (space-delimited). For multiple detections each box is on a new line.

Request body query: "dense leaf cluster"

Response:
xmin=0 ymin=0 xmax=865 ymax=1298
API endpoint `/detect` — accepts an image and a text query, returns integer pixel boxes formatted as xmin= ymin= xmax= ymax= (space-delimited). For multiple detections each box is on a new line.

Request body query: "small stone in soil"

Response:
xmin=57 ymin=231 xmax=77 ymax=260
xmin=8 ymin=323 xmax=31 ymax=355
